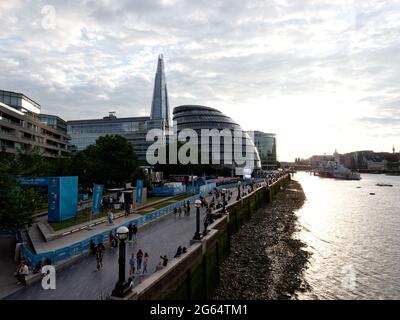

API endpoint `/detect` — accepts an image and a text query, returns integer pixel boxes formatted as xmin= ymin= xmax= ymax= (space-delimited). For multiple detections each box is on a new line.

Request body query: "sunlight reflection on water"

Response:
xmin=294 ymin=172 xmax=400 ymax=300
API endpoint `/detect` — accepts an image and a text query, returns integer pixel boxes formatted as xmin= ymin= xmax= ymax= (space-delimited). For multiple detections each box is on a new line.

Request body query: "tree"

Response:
xmin=0 ymin=158 xmax=41 ymax=229
xmin=72 ymin=135 xmax=138 ymax=188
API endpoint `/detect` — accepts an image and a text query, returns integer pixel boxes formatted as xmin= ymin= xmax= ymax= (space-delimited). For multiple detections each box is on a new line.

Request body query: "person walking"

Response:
xmin=128 ymin=224 xmax=133 ymax=242
xmin=178 ymin=207 xmax=182 ymax=218
xmin=107 ymin=209 xmax=114 ymax=224
xmin=132 ymin=224 xmax=138 ymax=242
xmin=136 ymin=249 xmax=143 ymax=273
xmin=173 ymin=207 xmax=178 ymax=217
xmin=143 ymin=253 xmax=149 ymax=274
xmin=129 ymin=253 xmax=136 ymax=276
xmin=95 ymin=244 xmax=104 ymax=271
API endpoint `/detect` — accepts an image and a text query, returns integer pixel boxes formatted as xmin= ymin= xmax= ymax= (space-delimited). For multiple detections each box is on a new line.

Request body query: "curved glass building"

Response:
xmin=173 ymin=105 xmax=261 ymax=170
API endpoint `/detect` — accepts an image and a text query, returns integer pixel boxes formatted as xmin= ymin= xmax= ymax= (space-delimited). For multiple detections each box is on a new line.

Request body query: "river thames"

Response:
xmin=294 ymin=172 xmax=400 ymax=300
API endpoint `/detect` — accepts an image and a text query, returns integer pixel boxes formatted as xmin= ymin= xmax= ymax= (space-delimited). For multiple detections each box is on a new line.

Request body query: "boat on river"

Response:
xmin=376 ymin=183 xmax=393 ymax=187
xmin=314 ymin=161 xmax=361 ymax=180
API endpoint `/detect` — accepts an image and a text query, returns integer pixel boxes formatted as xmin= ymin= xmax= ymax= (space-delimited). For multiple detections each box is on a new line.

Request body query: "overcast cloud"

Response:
xmin=1 ymin=0 xmax=400 ymax=160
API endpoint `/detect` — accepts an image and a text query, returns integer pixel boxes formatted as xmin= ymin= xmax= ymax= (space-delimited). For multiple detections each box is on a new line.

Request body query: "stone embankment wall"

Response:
xmin=126 ymin=175 xmax=291 ymax=300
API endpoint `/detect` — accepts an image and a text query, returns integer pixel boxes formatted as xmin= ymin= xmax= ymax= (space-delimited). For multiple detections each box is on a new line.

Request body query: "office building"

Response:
xmin=251 ymin=131 xmax=277 ymax=170
xmin=0 ymin=90 xmax=70 ymax=157
xmin=173 ymin=105 xmax=261 ymax=170
xmin=67 ymin=112 xmax=165 ymax=161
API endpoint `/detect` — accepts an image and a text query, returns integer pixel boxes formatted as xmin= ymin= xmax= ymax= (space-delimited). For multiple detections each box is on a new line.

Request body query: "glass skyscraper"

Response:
xmin=150 ymin=54 xmax=171 ymax=128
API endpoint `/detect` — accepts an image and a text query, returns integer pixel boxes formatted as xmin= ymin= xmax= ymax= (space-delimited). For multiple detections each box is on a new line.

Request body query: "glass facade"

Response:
xmin=173 ymin=105 xmax=261 ymax=170
xmin=67 ymin=115 xmax=165 ymax=161
xmin=0 ymin=90 xmax=41 ymax=114
xmin=39 ymin=114 xmax=67 ymax=134
xmin=251 ymin=131 xmax=277 ymax=170
xmin=150 ymin=54 xmax=171 ymax=127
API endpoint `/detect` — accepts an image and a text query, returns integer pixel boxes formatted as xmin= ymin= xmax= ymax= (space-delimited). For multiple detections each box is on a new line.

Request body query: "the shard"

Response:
xmin=150 ymin=54 xmax=171 ymax=128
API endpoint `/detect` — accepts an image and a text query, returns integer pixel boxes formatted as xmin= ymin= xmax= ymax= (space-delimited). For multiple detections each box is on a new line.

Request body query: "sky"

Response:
xmin=1 ymin=0 xmax=400 ymax=161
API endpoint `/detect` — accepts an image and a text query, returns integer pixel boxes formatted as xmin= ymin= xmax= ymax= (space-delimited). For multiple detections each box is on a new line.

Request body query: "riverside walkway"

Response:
xmin=6 ymin=185 xmax=252 ymax=300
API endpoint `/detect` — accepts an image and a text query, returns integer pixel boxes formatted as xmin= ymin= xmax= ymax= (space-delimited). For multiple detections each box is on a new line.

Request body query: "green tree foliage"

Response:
xmin=0 ymin=157 xmax=41 ymax=229
xmin=71 ymin=135 xmax=138 ymax=187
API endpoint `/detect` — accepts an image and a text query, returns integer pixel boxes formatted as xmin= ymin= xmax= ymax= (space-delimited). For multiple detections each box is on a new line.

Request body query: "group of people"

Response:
xmin=256 ymin=170 xmax=287 ymax=186
xmin=173 ymin=245 xmax=187 ymax=258
xmin=129 ymin=250 xmax=149 ymax=276
xmin=173 ymin=200 xmax=191 ymax=218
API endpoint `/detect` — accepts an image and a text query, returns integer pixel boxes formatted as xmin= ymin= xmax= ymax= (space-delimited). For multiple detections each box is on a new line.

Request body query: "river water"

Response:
xmin=293 ymin=172 xmax=400 ymax=300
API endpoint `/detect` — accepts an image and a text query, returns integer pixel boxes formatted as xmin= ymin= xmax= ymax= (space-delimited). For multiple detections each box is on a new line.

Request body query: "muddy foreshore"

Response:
xmin=213 ymin=179 xmax=310 ymax=300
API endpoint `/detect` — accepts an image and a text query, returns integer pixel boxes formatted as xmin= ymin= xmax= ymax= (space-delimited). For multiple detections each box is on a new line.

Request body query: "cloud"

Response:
xmin=0 ymin=0 xmax=400 ymax=159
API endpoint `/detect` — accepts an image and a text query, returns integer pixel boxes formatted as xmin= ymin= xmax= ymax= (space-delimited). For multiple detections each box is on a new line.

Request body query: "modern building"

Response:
xmin=67 ymin=112 xmax=165 ymax=161
xmin=173 ymin=105 xmax=261 ymax=171
xmin=39 ymin=114 xmax=68 ymax=134
xmin=250 ymin=131 xmax=277 ymax=170
xmin=150 ymin=54 xmax=171 ymax=128
xmin=0 ymin=90 xmax=70 ymax=157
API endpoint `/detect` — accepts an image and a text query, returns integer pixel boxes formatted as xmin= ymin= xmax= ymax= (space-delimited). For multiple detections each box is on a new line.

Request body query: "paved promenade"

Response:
xmin=6 ymin=186 xmax=248 ymax=300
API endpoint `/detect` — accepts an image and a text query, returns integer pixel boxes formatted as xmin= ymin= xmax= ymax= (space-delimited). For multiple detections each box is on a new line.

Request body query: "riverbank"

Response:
xmin=213 ymin=179 xmax=310 ymax=299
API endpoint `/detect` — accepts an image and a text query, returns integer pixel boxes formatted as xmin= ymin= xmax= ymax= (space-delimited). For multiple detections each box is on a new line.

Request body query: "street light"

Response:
xmin=193 ymin=199 xmax=202 ymax=240
xmin=111 ymin=226 xmax=130 ymax=298
xmin=222 ymin=188 xmax=227 ymax=213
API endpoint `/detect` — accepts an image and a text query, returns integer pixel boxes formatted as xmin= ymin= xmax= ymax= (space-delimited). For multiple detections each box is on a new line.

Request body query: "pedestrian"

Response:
xmin=127 ymin=276 xmax=134 ymax=289
xmin=174 ymin=246 xmax=182 ymax=258
xmin=128 ymin=224 xmax=133 ymax=242
xmin=132 ymin=224 xmax=138 ymax=242
xmin=129 ymin=253 xmax=136 ymax=276
xmin=173 ymin=207 xmax=177 ymax=217
xmin=186 ymin=200 xmax=190 ymax=210
xmin=95 ymin=245 xmax=104 ymax=271
xmin=107 ymin=209 xmax=113 ymax=224
xmin=203 ymin=218 xmax=209 ymax=236
xmin=183 ymin=206 xmax=188 ymax=216
xmin=155 ymin=260 xmax=163 ymax=272
xmin=160 ymin=255 xmax=168 ymax=267
xmin=178 ymin=207 xmax=182 ymax=218
xmin=136 ymin=249 xmax=143 ymax=273
xmin=187 ymin=205 xmax=191 ymax=216
xmin=16 ymin=260 xmax=29 ymax=285
xmin=143 ymin=253 xmax=149 ymax=274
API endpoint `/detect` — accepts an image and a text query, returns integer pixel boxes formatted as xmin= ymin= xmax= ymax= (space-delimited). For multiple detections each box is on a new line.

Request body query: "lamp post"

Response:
xmin=193 ymin=199 xmax=202 ymax=240
xmin=222 ymin=188 xmax=227 ymax=213
xmin=111 ymin=226 xmax=130 ymax=298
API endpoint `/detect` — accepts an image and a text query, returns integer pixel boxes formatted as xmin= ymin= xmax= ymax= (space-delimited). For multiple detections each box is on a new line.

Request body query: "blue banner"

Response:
xmin=92 ymin=184 xmax=104 ymax=215
xmin=136 ymin=179 xmax=144 ymax=203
